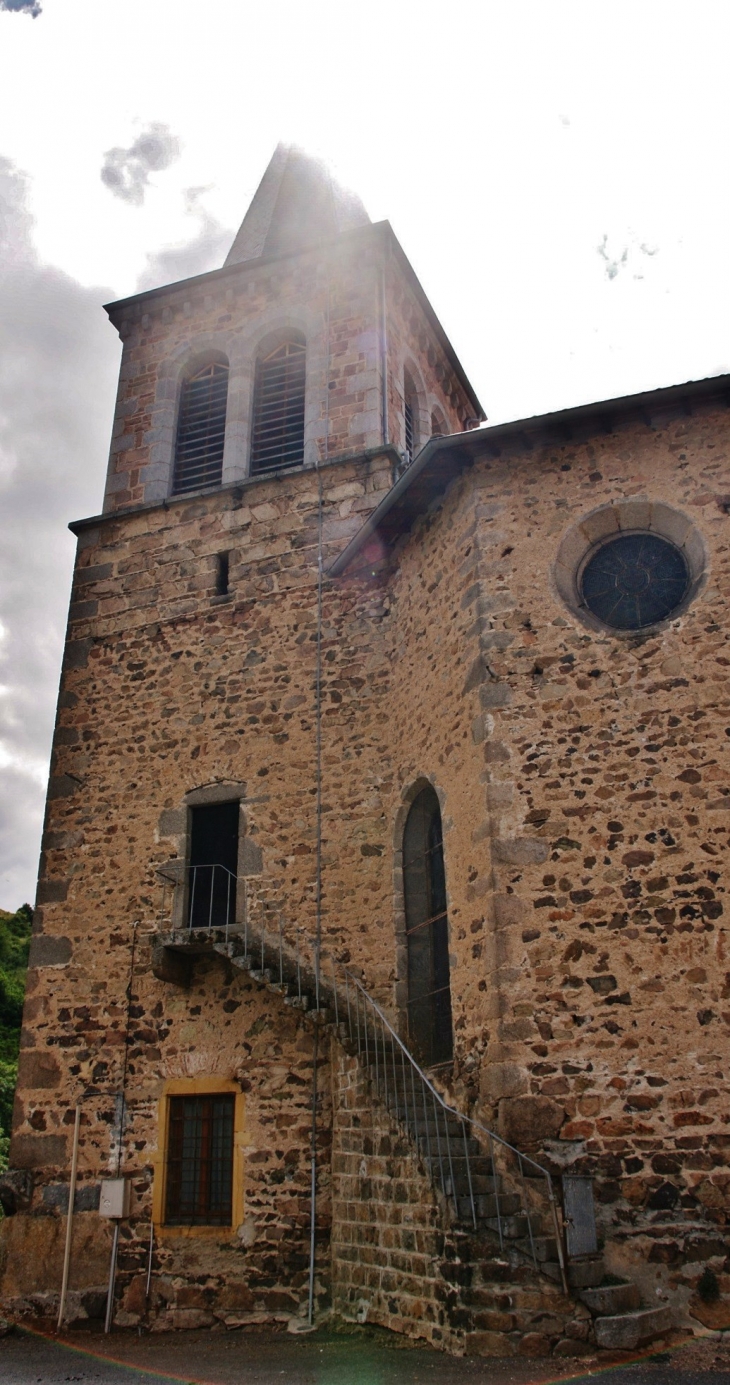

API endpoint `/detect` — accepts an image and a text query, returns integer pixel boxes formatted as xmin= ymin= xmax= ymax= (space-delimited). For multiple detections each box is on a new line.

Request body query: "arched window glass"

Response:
xmin=251 ymin=336 xmax=306 ymax=474
xmin=403 ymin=787 xmax=453 ymax=1067
xmin=172 ymin=360 xmax=229 ymax=496
xmin=404 ymin=369 xmax=419 ymax=462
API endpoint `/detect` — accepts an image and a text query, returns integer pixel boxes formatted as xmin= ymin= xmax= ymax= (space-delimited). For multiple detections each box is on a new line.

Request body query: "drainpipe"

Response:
xmin=380 ymin=263 xmax=389 ymax=449
xmin=307 ymin=348 xmax=326 ymax=1323
xmin=57 ymin=1104 xmax=81 ymax=1330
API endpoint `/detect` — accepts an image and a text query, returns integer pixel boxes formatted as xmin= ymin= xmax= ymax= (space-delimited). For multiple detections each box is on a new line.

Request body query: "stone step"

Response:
xmin=427 ymin=1156 xmax=500 ymax=1184
xmin=482 ymin=1213 xmax=545 ymax=1240
xmin=580 ymin=1283 xmax=641 ymax=1317
xmin=594 ymin=1306 xmax=672 ymax=1351
xmin=454 ymin=1174 xmax=500 ymax=1196
xmin=457 ymin=1193 xmax=521 ymax=1221
xmin=513 ymin=1235 xmax=558 ymax=1263
xmin=415 ymin=1135 xmax=484 ymax=1158
xmin=568 ymin=1257 xmax=605 ymax=1289
xmin=306 ymin=1007 xmax=333 ymax=1025
xmin=402 ymin=1122 xmax=472 ymax=1148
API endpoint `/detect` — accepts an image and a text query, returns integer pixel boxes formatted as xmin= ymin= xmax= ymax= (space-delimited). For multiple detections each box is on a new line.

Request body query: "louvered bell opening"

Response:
xmin=404 ymin=399 xmax=415 ymax=462
xmin=251 ymin=340 xmax=306 ymax=474
xmin=172 ymin=362 xmax=229 ymax=496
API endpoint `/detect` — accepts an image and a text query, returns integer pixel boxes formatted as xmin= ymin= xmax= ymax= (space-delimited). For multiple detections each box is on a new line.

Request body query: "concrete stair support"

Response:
xmin=580 ymin=1283 xmax=641 ymax=1317
xmin=594 ymin=1306 xmax=672 ymax=1351
xmin=567 ymin=1257 xmax=605 ymax=1289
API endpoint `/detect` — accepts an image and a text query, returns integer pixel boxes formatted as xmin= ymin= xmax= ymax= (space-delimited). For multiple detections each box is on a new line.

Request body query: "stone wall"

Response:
xmin=375 ymin=397 xmax=730 ymax=1314
xmin=4 ymin=369 xmax=730 ymax=1330
xmin=1 ymin=450 xmax=397 ymax=1321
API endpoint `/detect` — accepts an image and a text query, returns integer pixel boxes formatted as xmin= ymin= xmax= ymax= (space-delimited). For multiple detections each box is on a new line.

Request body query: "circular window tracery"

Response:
xmin=554 ymin=501 xmax=706 ymax=634
xmin=580 ymin=532 xmax=690 ymax=631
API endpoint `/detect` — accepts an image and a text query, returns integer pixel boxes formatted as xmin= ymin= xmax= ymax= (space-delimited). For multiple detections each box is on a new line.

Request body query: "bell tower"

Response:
xmin=102 ymin=144 xmax=483 ymax=513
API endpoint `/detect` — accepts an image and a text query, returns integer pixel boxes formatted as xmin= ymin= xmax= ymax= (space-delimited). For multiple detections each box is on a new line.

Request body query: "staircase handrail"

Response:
xmin=152 ymin=899 xmax=568 ymax=1292
xmin=336 ymin=964 xmax=568 ymax=1295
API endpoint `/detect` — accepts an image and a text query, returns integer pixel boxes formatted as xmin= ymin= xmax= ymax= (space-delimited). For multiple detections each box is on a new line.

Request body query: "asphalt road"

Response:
xmin=1 ymin=1327 xmax=730 ymax=1385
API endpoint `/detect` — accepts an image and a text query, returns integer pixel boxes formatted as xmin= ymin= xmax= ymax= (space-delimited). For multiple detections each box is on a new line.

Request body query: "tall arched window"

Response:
xmin=403 ymin=369 xmax=419 ymax=463
xmin=172 ymin=360 xmax=229 ymax=495
xmin=402 ymin=786 xmax=453 ymax=1067
xmin=250 ymin=335 xmax=306 ymax=474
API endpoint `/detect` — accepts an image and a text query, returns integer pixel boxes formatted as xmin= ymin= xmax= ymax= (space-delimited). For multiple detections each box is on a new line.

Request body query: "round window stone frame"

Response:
xmin=554 ymin=500 xmax=706 ymax=635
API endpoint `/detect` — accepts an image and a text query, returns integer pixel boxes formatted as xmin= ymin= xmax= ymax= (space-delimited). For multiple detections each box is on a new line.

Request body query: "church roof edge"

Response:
xmin=329 ymin=372 xmax=730 ymax=577
xmin=102 ymin=220 xmax=484 ymax=420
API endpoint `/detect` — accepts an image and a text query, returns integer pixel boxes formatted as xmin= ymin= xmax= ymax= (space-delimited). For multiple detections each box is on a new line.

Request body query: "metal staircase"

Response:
xmin=153 ymin=907 xmax=567 ymax=1284
xmin=151 ymin=902 xmax=673 ymax=1354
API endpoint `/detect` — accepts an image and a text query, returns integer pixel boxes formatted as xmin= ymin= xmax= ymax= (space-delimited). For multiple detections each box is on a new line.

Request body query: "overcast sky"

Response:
xmin=0 ymin=0 xmax=728 ymax=908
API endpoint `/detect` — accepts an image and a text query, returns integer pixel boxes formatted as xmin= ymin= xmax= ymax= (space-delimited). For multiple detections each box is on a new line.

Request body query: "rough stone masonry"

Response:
xmin=1 ymin=144 xmax=729 ymax=1352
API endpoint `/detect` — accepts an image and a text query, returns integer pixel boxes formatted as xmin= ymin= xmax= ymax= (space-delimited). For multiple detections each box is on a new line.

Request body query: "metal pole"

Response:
xmin=331 ymin=958 xmax=339 ymax=1028
xmin=307 ymin=1023 xmax=319 ymax=1325
xmin=518 ymin=1154 xmax=538 ymax=1272
xmin=104 ymin=1220 xmax=120 ymax=1334
xmin=57 ymin=1103 xmax=81 ymax=1330
xmin=144 ymin=1220 xmax=154 ymax=1310
xmin=463 ymin=1119 xmax=477 ymax=1230
xmin=547 ymin=1175 xmax=569 ymax=1295
xmin=489 ymin=1134 xmax=504 ymax=1251
xmin=189 ymin=866 xmax=196 ymax=930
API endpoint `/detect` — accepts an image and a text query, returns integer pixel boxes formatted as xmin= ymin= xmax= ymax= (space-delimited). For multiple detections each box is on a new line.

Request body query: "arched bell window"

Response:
xmin=403 ymin=368 xmax=419 ymax=463
xmin=172 ymin=359 xmax=229 ymax=495
xmin=402 ymin=786 xmax=453 ymax=1066
xmin=431 ymin=408 xmax=446 ymax=438
xmin=250 ymin=334 xmax=306 ymax=474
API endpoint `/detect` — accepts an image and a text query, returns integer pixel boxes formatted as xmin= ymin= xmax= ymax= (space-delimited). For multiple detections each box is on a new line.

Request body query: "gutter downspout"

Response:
xmin=380 ymin=261 xmax=389 ymax=449
xmin=307 ymin=280 xmax=328 ymax=1327
xmin=57 ymin=1104 xmax=81 ymax=1330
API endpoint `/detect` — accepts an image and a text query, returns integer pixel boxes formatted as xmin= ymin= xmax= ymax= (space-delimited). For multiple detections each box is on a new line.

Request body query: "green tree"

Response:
xmin=0 ymin=904 xmax=32 ymax=1173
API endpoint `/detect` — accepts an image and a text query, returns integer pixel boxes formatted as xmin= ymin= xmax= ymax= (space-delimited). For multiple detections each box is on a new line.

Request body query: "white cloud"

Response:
xmin=0 ymin=156 xmax=120 ymax=907
xmin=101 ymin=122 xmax=181 ymax=206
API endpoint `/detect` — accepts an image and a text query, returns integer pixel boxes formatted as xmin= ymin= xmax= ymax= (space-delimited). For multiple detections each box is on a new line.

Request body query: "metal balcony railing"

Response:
xmin=187 ymin=863 xmax=237 ymax=932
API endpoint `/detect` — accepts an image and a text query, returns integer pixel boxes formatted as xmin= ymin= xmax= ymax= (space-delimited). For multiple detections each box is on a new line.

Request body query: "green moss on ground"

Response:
xmin=0 ymin=904 xmax=32 ymax=1172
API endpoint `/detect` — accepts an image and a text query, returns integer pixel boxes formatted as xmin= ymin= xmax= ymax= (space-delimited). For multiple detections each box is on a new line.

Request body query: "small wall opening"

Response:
xmin=215 ymin=551 xmax=230 ymax=597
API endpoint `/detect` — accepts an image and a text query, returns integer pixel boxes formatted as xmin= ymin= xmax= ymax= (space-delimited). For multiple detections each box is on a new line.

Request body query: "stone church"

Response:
xmin=1 ymin=144 xmax=729 ymax=1357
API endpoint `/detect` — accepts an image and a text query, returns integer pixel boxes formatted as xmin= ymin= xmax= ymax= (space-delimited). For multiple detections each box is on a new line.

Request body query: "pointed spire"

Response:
xmin=224 ymin=144 xmax=370 ymax=267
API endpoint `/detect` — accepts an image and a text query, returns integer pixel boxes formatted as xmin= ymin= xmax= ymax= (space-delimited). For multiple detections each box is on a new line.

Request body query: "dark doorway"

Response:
xmin=188 ymin=801 xmax=238 ymax=930
xmin=402 ymin=787 xmax=453 ymax=1067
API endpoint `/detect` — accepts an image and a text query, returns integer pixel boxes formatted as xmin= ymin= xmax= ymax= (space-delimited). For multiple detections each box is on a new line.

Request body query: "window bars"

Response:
xmin=404 ymin=398 xmax=414 ymax=462
xmin=251 ymin=339 xmax=306 ymax=474
xmin=172 ymin=362 xmax=229 ymax=495
xmin=165 ymin=1094 xmax=235 ymax=1226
